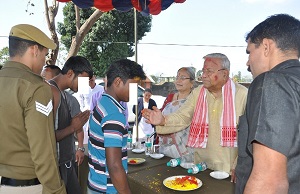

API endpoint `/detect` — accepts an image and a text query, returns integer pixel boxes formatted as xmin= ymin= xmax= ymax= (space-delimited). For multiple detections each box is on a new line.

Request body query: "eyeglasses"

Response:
xmin=201 ymin=68 xmax=226 ymax=76
xmin=176 ymin=76 xmax=191 ymax=81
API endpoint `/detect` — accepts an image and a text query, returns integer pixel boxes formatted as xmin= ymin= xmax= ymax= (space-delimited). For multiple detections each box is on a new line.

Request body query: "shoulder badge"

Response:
xmin=35 ymin=100 xmax=53 ymax=116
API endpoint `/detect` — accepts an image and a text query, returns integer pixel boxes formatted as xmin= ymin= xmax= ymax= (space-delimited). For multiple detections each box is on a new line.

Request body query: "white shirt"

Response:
xmin=74 ymin=84 xmax=104 ymax=144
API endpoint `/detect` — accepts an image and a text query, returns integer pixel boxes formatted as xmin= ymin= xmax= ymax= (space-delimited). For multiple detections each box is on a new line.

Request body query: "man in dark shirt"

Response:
xmin=236 ymin=14 xmax=300 ymax=194
xmin=49 ymin=56 xmax=93 ymax=194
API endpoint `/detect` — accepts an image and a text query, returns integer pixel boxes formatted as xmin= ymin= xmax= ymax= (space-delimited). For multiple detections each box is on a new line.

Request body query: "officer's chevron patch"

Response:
xmin=35 ymin=100 xmax=53 ymax=116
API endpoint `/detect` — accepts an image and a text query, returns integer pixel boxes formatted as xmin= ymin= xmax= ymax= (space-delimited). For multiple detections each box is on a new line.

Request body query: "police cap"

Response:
xmin=9 ymin=24 xmax=56 ymax=50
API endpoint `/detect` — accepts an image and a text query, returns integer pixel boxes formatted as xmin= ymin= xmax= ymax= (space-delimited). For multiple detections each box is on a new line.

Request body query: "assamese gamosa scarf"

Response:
xmin=187 ymin=79 xmax=237 ymax=148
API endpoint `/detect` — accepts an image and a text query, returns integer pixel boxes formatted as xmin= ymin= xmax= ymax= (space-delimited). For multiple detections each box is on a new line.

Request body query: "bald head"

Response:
xmin=41 ymin=65 xmax=61 ymax=81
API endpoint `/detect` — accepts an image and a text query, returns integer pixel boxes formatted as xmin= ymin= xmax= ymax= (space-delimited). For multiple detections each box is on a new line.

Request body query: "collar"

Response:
xmin=4 ymin=60 xmax=32 ymax=71
xmin=3 ymin=61 xmax=43 ymax=78
xmin=102 ymin=93 xmax=125 ymax=111
xmin=271 ymin=59 xmax=300 ymax=71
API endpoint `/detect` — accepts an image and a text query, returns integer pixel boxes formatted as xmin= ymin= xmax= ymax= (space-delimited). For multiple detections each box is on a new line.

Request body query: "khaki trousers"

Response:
xmin=0 ymin=176 xmax=42 ymax=194
xmin=0 ymin=185 xmax=42 ymax=194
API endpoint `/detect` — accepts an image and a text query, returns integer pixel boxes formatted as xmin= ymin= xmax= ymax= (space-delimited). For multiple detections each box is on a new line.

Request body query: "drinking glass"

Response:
xmin=152 ymin=144 xmax=160 ymax=154
xmin=135 ymin=141 xmax=142 ymax=150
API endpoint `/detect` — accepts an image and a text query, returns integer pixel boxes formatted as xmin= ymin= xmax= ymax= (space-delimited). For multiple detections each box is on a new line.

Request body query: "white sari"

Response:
xmin=159 ymin=99 xmax=194 ymax=159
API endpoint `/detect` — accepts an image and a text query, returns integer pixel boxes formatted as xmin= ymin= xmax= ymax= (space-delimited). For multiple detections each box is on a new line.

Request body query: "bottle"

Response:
xmin=167 ymin=158 xmax=181 ymax=167
xmin=145 ymin=134 xmax=152 ymax=156
xmin=127 ymin=131 xmax=133 ymax=150
xmin=187 ymin=162 xmax=207 ymax=174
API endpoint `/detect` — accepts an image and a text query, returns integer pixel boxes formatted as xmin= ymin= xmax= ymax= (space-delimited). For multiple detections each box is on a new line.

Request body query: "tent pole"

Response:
xmin=134 ymin=8 xmax=139 ymax=143
xmin=134 ymin=8 xmax=138 ymax=63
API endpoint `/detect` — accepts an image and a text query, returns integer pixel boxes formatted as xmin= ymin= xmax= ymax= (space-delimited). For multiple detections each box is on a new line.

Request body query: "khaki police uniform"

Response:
xmin=0 ymin=23 xmax=66 ymax=194
xmin=0 ymin=61 xmax=65 ymax=194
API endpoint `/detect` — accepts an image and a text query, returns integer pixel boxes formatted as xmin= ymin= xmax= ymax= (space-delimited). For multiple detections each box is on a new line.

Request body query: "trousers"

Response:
xmin=59 ymin=161 xmax=82 ymax=194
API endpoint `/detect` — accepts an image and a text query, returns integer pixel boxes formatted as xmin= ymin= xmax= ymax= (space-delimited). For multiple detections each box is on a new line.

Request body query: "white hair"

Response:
xmin=203 ymin=53 xmax=230 ymax=70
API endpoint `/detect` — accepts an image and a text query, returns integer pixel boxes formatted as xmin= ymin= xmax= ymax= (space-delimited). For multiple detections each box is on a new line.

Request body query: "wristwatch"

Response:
xmin=77 ymin=147 xmax=85 ymax=152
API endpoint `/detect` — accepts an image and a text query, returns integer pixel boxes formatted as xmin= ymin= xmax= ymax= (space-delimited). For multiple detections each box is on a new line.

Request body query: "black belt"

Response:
xmin=1 ymin=177 xmax=40 ymax=186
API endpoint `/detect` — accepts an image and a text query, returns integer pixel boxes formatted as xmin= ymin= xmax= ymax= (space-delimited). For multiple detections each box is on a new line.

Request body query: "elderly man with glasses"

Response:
xmin=143 ymin=53 xmax=248 ymax=183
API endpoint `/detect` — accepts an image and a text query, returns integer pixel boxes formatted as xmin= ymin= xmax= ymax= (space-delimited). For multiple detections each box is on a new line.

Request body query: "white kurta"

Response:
xmin=156 ymin=83 xmax=248 ymax=174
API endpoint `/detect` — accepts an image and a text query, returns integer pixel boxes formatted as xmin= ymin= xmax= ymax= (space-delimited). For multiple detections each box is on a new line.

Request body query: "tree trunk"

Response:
xmin=44 ymin=0 xmax=59 ymax=65
xmin=67 ymin=8 xmax=103 ymax=58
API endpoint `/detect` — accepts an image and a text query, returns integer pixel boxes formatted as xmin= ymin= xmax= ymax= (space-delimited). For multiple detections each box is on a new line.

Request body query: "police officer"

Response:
xmin=0 ymin=24 xmax=66 ymax=194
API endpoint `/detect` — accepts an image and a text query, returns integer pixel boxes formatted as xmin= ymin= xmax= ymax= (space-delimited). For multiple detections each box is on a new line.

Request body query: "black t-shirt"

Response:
xmin=236 ymin=59 xmax=300 ymax=194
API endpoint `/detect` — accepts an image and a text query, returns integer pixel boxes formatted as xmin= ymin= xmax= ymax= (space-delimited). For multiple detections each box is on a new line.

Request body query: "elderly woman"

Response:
xmin=159 ymin=67 xmax=195 ymax=159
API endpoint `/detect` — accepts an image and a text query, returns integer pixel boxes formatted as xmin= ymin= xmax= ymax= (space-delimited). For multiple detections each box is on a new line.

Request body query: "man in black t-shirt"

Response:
xmin=236 ymin=14 xmax=300 ymax=194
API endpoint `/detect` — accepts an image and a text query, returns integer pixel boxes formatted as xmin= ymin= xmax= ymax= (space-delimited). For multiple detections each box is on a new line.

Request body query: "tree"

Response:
xmin=0 ymin=47 xmax=9 ymax=66
xmin=23 ymin=1 xmax=59 ymax=65
xmin=43 ymin=0 xmax=60 ymax=65
xmin=233 ymin=71 xmax=242 ymax=82
xmin=27 ymin=0 xmax=101 ymax=66
xmin=57 ymin=3 xmax=152 ymax=77
xmin=196 ymin=69 xmax=202 ymax=81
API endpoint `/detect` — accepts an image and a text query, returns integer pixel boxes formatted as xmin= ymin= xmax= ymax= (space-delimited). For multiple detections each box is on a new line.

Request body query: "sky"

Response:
xmin=1 ymin=0 xmax=300 ymax=79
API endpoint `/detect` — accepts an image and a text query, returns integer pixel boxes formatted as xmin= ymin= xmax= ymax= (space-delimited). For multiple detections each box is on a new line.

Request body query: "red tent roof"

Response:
xmin=57 ymin=0 xmax=186 ymax=15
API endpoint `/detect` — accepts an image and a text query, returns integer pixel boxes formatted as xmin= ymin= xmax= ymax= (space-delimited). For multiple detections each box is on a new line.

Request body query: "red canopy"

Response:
xmin=57 ymin=0 xmax=186 ymax=15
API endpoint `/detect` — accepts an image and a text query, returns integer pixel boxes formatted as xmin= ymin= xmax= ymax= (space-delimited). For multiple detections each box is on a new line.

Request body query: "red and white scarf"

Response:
xmin=187 ymin=79 xmax=237 ymax=148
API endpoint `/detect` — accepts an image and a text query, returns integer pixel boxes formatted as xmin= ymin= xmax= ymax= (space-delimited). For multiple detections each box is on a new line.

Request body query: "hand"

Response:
xmin=230 ymin=168 xmax=236 ymax=183
xmin=71 ymin=110 xmax=90 ymax=133
xmin=142 ymin=106 xmax=165 ymax=126
xmin=75 ymin=150 xmax=85 ymax=165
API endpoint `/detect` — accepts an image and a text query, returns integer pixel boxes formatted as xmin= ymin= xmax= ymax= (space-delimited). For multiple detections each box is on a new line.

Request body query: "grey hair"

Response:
xmin=178 ymin=67 xmax=196 ymax=80
xmin=203 ymin=53 xmax=230 ymax=70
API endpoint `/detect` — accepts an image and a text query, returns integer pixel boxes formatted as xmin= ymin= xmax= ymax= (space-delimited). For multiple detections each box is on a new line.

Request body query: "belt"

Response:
xmin=1 ymin=177 xmax=40 ymax=186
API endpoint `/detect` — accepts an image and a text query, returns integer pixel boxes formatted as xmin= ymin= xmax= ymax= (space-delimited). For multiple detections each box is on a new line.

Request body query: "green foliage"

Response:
xmin=233 ymin=71 xmax=242 ymax=82
xmin=0 ymin=47 xmax=9 ymax=66
xmin=57 ymin=3 xmax=152 ymax=77
xmin=232 ymin=71 xmax=252 ymax=82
